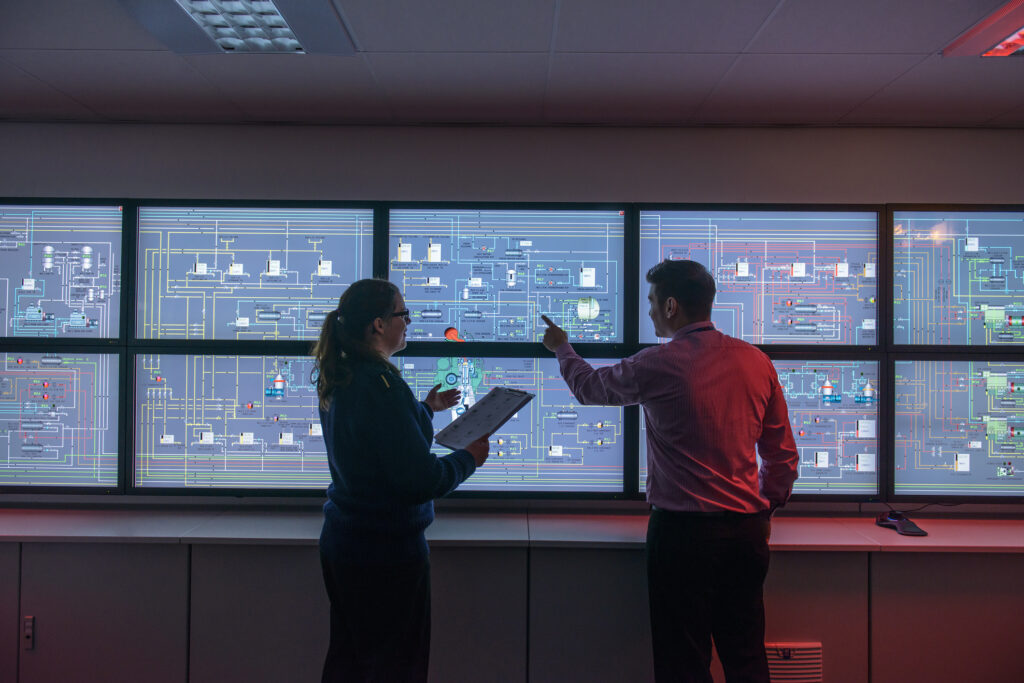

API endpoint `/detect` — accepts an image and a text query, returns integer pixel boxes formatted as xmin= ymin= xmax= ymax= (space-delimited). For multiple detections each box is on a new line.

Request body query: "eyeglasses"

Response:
xmin=389 ymin=309 xmax=411 ymax=323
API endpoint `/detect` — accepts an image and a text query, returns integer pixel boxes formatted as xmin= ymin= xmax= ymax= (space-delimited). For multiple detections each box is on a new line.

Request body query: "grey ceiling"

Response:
xmin=1 ymin=0 xmax=1023 ymax=127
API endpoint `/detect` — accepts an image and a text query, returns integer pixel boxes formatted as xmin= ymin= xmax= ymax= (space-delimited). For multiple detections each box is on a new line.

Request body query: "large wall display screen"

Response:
xmin=389 ymin=209 xmax=625 ymax=342
xmin=639 ymin=211 xmax=878 ymax=344
xmin=399 ymin=355 xmax=624 ymax=492
xmin=0 ymin=352 xmax=118 ymax=487
xmin=0 ymin=204 xmax=122 ymax=338
xmin=893 ymin=211 xmax=1024 ymax=345
xmin=895 ymin=360 xmax=1024 ymax=496
xmin=136 ymin=207 xmax=373 ymax=340
xmin=134 ymin=354 xmax=329 ymax=489
xmin=640 ymin=360 xmax=879 ymax=496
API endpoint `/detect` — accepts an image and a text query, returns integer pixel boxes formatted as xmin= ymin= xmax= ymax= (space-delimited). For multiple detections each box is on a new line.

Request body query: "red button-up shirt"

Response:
xmin=555 ymin=321 xmax=799 ymax=513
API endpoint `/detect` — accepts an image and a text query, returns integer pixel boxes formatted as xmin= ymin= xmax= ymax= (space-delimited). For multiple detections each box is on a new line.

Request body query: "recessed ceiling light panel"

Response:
xmin=983 ymin=26 xmax=1024 ymax=56
xmin=944 ymin=0 xmax=1024 ymax=57
xmin=174 ymin=0 xmax=303 ymax=52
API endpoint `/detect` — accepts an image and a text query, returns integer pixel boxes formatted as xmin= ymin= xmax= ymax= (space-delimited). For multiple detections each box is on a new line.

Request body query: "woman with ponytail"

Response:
xmin=311 ymin=278 xmax=489 ymax=682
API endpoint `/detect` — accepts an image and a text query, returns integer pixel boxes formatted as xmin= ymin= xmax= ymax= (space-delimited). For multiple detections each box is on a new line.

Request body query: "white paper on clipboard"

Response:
xmin=434 ymin=386 xmax=534 ymax=451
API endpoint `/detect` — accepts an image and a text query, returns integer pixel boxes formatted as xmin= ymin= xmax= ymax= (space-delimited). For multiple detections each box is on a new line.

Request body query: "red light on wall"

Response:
xmin=944 ymin=0 xmax=1024 ymax=56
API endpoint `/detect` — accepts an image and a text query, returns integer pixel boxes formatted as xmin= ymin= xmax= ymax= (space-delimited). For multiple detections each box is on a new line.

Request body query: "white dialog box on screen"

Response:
xmin=240 ymin=432 xmax=254 ymax=445
xmin=160 ymin=434 xmax=175 ymax=445
xmin=857 ymin=453 xmax=876 ymax=472
xmin=194 ymin=262 xmax=208 ymax=275
xmin=835 ymin=262 xmax=849 ymax=278
xmin=200 ymin=431 xmax=215 ymax=445
xmin=397 ymin=241 xmax=412 ymax=262
xmin=864 ymin=262 xmax=877 ymax=278
xmin=579 ymin=267 xmax=597 ymax=288
xmin=965 ymin=237 xmax=979 ymax=252
xmin=548 ymin=444 xmax=564 ymax=458
xmin=279 ymin=432 xmax=293 ymax=445
xmin=955 ymin=453 xmax=971 ymax=472
xmin=736 ymin=261 xmax=750 ymax=277
xmin=318 ymin=260 xmax=333 ymax=276
xmin=427 ymin=277 xmax=441 ymax=287
xmin=428 ymin=241 xmax=442 ymax=262
xmin=863 ymin=319 xmax=876 ymax=330
xmin=266 ymin=260 xmax=281 ymax=276
xmin=235 ymin=317 xmax=249 ymax=329
xmin=856 ymin=419 xmax=876 ymax=439
xmin=791 ymin=262 xmax=806 ymax=278
xmin=814 ymin=451 xmax=830 ymax=468
xmin=229 ymin=263 xmax=244 ymax=275
xmin=21 ymin=278 xmax=35 ymax=290
xmin=309 ymin=423 xmax=322 ymax=437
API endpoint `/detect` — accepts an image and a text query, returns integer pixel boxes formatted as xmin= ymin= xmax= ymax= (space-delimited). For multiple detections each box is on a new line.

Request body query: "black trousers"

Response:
xmin=319 ymin=551 xmax=431 ymax=683
xmin=646 ymin=509 xmax=771 ymax=683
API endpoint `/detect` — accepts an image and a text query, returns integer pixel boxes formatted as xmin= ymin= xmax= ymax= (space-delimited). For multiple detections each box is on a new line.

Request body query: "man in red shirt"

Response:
xmin=542 ymin=259 xmax=799 ymax=683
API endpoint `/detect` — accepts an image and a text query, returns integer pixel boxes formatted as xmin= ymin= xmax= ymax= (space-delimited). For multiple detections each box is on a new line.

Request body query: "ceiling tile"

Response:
xmin=0 ymin=56 xmax=101 ymax=121
xmin=545 ymin=53 xmax=734 ymax=124
xmin=0 ymin=0 xmax=166 ymax=50
xmin=367 ymin=53 xmax=548 ymax=123
xmin=186 ymin=54 xmax=390 ymax=123
xmin=988 ymin=103 xmax=1024 ymax=126
xmin=748 ymin=0 xmax=1008 ymax=54
xmin=339 ymin=0 xmax=556 ymax=52
xmin=4 ymin=50 xmax=245 ymax=122
xmin=695 ymin=53 xmax=923 ymax=125
xmin=555 ymin=0 xmax=779 ymax=53
xmin=842 ymin=54 xmax=1024 ymax=125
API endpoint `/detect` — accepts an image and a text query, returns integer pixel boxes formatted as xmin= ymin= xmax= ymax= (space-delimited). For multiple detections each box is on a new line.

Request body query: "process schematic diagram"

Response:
xmin=134 ymin=354 xmax=328 ymax=489
xmin=0 ymin=204 xmax=122 ymax=338
xmin=894 ymin=211 xmax=1024 ymax=345
xmin=895 ymin=360 xmax=1024 ymax=496
xmin=389 ymin=209 xmax=624 ymax=343
xmin=400 ymin=355 xmax=623 ymax=492
xmin=639 ymin=211 xmax=878 ymax=345
xmin=136 ymin=207 xmax=373 ymax=340
xmin=639 ymin=360 xmax=878 ymax=495
xmin=0 ymin=352 xmax=118 ymax=487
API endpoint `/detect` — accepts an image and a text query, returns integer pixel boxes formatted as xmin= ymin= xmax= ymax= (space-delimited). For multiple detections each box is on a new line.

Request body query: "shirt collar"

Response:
xmin=670 ymin=319 xmax=716 ymax=341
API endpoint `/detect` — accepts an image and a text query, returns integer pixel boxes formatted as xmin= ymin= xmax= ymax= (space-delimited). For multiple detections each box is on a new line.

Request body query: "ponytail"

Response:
xmin=311 ymin=279 xmax=401 ymax=410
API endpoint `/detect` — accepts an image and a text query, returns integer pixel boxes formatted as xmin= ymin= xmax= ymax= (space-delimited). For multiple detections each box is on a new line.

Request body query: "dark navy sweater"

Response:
xmin=319 ymin=360 xmax=476 ymax=564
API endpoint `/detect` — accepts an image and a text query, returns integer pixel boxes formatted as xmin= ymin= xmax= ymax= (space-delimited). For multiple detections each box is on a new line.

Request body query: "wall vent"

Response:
xmin=765 ymin=642 xmax=823 ymax=683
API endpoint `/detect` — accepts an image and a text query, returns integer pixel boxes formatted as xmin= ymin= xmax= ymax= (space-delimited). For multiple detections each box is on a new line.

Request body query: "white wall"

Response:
xmin=1 ymin=123 xmax=1022 ymax=204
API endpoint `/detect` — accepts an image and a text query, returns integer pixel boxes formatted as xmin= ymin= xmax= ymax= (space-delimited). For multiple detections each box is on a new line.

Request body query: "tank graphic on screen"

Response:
xmin=0 ymin=204 xmax=122 ymax=338
xmin=400 ymin=356 xmax=623 ymax=492
xmin=894 ymin=211 xmax=1024 ymax=345
xmin=0 ymin=352 xmax=118 ymax=487
xmin=134 ymin=355 xmax=329 ymax=489
xmin=640 ymin=360 xmax=878 ymax=496
xmin=639 ymin=211 xmax=878 ymax=344
xmin=389 ymin=209 xmax=624 ymax=342
xmin=136 ymin=207 xmax=373 ymax=340
xmin=895 ymin=360 xmax=1024 ymax=496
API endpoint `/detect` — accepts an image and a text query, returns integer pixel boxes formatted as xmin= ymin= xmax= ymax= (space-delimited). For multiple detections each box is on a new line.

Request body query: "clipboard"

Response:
xmin=434 ymin=386 xmax=535 ymax=451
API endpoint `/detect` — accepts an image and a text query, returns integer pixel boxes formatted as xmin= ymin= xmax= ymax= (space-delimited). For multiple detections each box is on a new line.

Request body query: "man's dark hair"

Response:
xmin=645 ymin=259 xmax=716 ymax=320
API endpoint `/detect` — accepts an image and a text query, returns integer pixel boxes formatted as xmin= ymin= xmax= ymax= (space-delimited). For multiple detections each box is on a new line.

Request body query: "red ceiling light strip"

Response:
xmin=983 ymin=26 xmax=1024 ymax=56
xmin=943 ymin=0 xmax=1024 ymax=56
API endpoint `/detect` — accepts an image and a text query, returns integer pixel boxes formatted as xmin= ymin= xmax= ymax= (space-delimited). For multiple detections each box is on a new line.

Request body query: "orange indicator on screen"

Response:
xmin=444 ymin=327 xmax=465 ymax=342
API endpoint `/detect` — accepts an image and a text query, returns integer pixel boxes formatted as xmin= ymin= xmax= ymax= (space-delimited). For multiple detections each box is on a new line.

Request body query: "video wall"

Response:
xmin=2 ymin=200 xmax=1022 ymax=500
